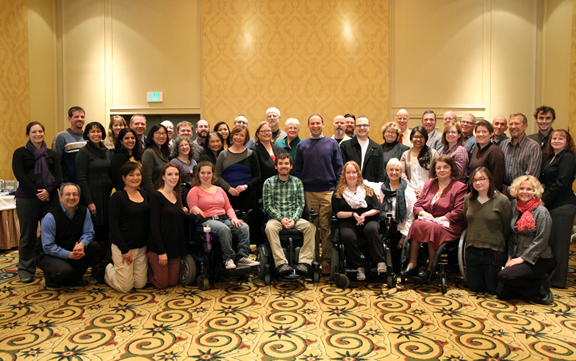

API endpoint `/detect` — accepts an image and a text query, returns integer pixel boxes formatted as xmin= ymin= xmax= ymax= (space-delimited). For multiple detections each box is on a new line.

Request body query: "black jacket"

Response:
xmin=340 ymin=137 xmax=386 ymax=182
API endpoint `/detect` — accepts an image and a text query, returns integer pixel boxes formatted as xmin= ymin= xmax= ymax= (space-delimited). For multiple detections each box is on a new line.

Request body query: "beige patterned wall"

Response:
xmin=0 ymin=0 xmax=30 ymax=179
xmin=203 ymin=0 xmax=390 ymax=139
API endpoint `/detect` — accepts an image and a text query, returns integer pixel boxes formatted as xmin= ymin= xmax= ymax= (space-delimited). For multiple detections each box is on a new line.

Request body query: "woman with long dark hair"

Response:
xmin=200 ymin=132 xmax=224 ymax=165
xmin=400 ymin=125 xmax=439 ymax=196
xmin=214 ymin=121 xmax=230 ymax=149
xmin=147 ymin=163 xmax=186 ymax=289
xmin=141 ymin=124 xmax=170 ymax=197
xmin=111 ymin=128 xmax=142 ymax=191
xmin=12 ymin=121 xmax=62 ymax=283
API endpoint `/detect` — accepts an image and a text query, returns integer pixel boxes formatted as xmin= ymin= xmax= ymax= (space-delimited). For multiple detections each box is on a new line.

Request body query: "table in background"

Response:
xmin=0 ymin=196 xmax=19 ymax=250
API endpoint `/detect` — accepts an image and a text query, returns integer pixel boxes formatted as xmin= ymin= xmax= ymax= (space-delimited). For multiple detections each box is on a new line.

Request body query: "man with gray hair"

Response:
xmin=161 ymin=120 xmax=174 ymax=148
xmin=275 ymin=118 xmax=301 ymax=161
xmin=395 ymin=109 xmax=411 ymax=147
xmin=331 ymin=115 xmax=351 ymax=145
xmin=266 ymin=107 xmax=287 ymax=144
xmin=234 ymin=115 xmax=255 ymax=148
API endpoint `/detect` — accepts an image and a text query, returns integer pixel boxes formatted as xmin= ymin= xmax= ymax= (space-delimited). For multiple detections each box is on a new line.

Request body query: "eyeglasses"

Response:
xmin=267 ymin=114 xmax=278 ymax=119
xmin=443 ymin=117 xmax=456 ymax=121
xmin=446 ymin=130 xmax=458 ymax=135
xmin=412 ymin=135 xmax=425 ymax=139
xmin=155 ymin=132 xmax=167 ymax=136
xmin=461 ymin=121 xmax=475 ymax=125
xmin=473 ymin=177 xmax=487 ymax=183
xmin=259 ymin=130 xmax=272 ymax=134
xmin=356 ymin=124 xmax=370 ymax=128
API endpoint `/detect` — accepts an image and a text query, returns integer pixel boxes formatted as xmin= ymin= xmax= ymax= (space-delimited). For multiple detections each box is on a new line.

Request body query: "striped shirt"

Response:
xmin=500 ymin=134 xmax=542 ymax=186
xmin=263 ymin=175 xmax=305 ymax=222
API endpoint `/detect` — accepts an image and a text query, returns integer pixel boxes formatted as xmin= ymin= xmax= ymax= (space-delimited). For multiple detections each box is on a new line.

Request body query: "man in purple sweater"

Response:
xmin=294 ymin=114 xmax=343 ymax=275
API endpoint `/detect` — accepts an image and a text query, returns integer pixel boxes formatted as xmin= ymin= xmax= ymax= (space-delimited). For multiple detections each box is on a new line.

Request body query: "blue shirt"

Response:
xmin=40 ymin=203 xmax=95 ymax=259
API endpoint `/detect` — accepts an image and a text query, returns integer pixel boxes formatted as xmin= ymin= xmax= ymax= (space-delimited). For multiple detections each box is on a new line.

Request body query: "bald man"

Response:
xmin=491 ymin=115 xmax=509 ymax=146
xmin=395 ymin=109 xmax=412 ymax=147
xmin=331 ymin=115 xmax=351 ymax=145
xmin=443 ymin=111 xmax=457 ymax=127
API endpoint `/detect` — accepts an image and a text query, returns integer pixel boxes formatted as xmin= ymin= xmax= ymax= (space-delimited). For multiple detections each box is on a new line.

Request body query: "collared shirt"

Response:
xmin=427 ymin=130 xmax=443 ymax=153
xmin=398 ymin=128 xmax=412 ymax=147
xmin=40 ymin=203 xmax=95 ymax=260
xmin=276 ymin=136 xmax=301 ymax=160
xmin=464 ymin=134 xmax=477 ymax=159
xmin=500 ymin=134 xmax=542 ymax=186
xmin=528 ymin=127 xmax=553 ymax=159
xmin=491 ymin=133 xmax=509 ymax=146
xmin=332 ymin=134 xmax=351 ymax=146
xmin=263 ymin=174 xmax=305 ymax=222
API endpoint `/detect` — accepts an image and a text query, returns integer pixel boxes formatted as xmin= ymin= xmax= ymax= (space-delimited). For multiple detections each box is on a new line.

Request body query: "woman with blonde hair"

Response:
xmin=104 ymin=115 xmax=127 ymax=149
xmin=497 ymin=175 xmax=554 ymax=304
xmin=332 ymin=161 xmax=382 ymax=280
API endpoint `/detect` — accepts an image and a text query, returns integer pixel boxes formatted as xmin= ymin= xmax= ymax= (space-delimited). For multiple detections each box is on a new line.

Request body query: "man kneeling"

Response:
xmin=36 ymin=183 xmax=99 ymax=287
xmin=263 ymin=154 xmax=315 ymax=275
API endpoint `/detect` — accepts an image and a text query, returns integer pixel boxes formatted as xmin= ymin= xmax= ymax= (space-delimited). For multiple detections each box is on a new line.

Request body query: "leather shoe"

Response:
xmin=537 ymin=291 xmax=554 ymax=305
xmin=417 ymin=269 xmax=432 ymax=281
xmin=400 ymin=265 xmax=417 ymax=277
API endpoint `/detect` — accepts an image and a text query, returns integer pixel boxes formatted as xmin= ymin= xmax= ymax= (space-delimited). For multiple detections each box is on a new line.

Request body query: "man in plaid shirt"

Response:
xmin=263 ymin=154 xmax=316 ymax=276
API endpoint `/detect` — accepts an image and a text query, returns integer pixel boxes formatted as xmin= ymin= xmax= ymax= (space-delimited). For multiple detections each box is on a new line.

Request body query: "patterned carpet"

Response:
xmin=0 ymin=247 xmax=575 ymax=361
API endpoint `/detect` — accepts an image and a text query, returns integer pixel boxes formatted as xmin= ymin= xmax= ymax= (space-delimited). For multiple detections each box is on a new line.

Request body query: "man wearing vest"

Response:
xmin=37 ymin=183 xmax=99 ymax=287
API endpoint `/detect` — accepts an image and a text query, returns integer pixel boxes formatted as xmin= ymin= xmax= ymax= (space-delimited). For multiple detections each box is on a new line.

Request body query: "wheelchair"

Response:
xmin=257 ymin=209 xmax=321 ymax=285
xmin=179 ymin=210 xmax=255 ymax=290
xmin=329 ymin=213 xmax=398 ymax=289
xmin=399 ymin=229 xmax=467 ymax=294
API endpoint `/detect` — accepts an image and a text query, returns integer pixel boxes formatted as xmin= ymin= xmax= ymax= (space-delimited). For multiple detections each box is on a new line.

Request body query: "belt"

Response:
xmin=202 ymin=214 xmax=229 ymax=222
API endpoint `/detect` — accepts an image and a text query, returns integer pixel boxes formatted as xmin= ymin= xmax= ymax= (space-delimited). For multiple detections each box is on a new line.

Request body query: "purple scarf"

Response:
xmin=25 ymin=140 xmax=55 ymax=190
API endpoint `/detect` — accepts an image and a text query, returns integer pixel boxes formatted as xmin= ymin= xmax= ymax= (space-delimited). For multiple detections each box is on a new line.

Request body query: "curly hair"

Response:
xmin=546 ymin=129 xmax=576 ymax=157
xmin=170 ymin=136 xmax=195 ymax=160
xmin=510 ymin=175 xmax=544 ymax=199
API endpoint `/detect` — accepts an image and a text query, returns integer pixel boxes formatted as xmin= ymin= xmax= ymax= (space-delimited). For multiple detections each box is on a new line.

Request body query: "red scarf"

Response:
xmin=516 ymin=197 xmax=541 ymax=232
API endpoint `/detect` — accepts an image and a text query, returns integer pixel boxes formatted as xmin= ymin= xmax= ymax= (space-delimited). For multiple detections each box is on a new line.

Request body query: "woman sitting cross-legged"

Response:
xmin=187 ymin=161 xmax=260 ymax=270
xmin=103 ymin=162 xmax=149 ymax=292
xmin=401 ymin=154 xmax=467 ymax=281
xmin=464 ymin=167 xmax=511 ymax=294
xmin=332 ymin=161 xmax=382 ymax=281
xmin=496 ymin=175 xmax=554 ymax=304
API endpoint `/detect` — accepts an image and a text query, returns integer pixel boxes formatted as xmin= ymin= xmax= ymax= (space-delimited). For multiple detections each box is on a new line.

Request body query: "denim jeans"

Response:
xmin=203 ymin=219 xmax=250 ymax=262
xmin=465 ymin=246 xmax=505 ymax=294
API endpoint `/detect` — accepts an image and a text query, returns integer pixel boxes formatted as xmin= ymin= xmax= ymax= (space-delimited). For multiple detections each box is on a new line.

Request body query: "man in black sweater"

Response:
xmin=37 ymin=183 xmax=99 ymax=287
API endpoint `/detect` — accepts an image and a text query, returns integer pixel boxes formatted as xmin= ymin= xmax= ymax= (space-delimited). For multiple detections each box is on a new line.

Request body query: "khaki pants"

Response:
xmin=265 ymin=219 xmax=316 ymax=267
xmin=105 ymin=244 xmax=148 ymax=293
xmin=305 ymin=191 xmax=333 ymax=265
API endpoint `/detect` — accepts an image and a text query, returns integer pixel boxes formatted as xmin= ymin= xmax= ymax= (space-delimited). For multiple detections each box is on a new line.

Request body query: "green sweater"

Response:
xmin=463 ymin=192 xmax=512 ymax=252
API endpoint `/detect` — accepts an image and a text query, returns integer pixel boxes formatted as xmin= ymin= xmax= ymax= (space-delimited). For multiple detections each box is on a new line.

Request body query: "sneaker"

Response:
xmin=294 ymin=263 xmax=310 ymax=276
xmin=224 ymin=259 xmax=236 ymax=269
xmin=276 ymin=263 xmax=293 ymax=276
xmin=377 ymin=262 xmax=386 ymax=273
xmin=237 ymin=257 xmax=260 ymax=267
xmin=357 ymin=267 xmax=366 ymax=281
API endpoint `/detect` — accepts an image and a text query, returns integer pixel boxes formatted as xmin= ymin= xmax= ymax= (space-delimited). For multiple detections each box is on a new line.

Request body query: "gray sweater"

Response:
xmin=508 ymin=200 xmax=553 ymax=264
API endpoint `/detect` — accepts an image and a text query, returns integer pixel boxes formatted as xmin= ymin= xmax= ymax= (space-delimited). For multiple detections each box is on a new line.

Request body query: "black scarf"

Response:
xmin=26 ymin=140 xmax=55 ymax=189
xmin=381 ymin=177 xmax=408 ymax=223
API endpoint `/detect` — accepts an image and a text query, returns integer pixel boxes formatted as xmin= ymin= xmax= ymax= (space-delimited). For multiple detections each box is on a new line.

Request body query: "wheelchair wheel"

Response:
xmin=457 ymin=230 xmax=467 ymax=282
xmin=257 ymin=246 xmax=267 ymax=280
xmin=198 ymin=275 xmax=210 ymax=290
xmin=313 ymin=270 xmax=320 ymax=283
xmin=387 ymin=273 xmax=396 ymax=289
xmin=264 ymin=273 xmax=271 ymax=286
xmin=335 ymin=274 xmax=349 ymax=289
xmin=330 ymin=247 xmax=339 ymax=281
xmin=179 ymin=254 xmax=196 ymax=286
xmin=441 ymin=277 xmax=447 ymax=294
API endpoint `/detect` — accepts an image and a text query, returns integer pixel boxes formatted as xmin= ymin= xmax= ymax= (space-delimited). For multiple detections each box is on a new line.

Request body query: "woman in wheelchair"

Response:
xmin=187 ymin=161 xmax=260 ymax=270
xmin=379 ymin=158 xmax=417 ymax=274
xmin=464 ymin=167 xmax=511 ymax=294
xmin=401 ymin=155 xmax=467 ymax=281
xmin=332 ymin=161 xmax=383 ymax=281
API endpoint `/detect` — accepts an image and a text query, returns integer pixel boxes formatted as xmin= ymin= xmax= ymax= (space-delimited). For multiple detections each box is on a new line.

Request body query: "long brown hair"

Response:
xmin=547 ymin=129 xmax=576 ymax=157
xmin=158 ymin=163 xmax=182 ymax=207
xmin=191 ymin=161 xmax=217 ymax=187
xmin=335 ymin=161 xmax=374 ymax=198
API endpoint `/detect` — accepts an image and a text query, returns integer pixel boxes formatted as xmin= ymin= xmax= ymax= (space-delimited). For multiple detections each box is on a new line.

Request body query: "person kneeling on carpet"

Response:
xmin=36 ymin=183 xmax=99 ymax=287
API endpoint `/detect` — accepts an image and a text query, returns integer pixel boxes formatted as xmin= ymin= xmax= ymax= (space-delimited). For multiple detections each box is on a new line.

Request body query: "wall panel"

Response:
xmin=203 ymin=0 xmax=390 ymax=139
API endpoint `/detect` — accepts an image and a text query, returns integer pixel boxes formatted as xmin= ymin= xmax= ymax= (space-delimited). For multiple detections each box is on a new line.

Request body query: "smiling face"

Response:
xmin=68 ymin=111 xmax=85 ymax=133
xmin=122 ymin=169 xmax=142 ymax=189
xmin=208 ymin=135 xmax=223 ymax=152
xmin=308 ymin=116 xmax=324 ymax=138
xmin=285 ymin=122 xmax=299 ymax=140
xmin=411 ymin=131 xmax=425 ymax=149
xmin=162 ymin=166 xmax=180 ymax=189
xmin=536 ymin=111 xmax=555 ymax=132
xmin=130 ymin=116 xmax=146 ymax=137
xmin=153 ymin=128 xmax=167 ymax=147
xmin=472 ymin=171 xmax=489 ymax=195
xmin=199 ymin=165 xmax=213 ymax=186
xmin=121 ymin=132 xmax=136 ymax=151
xmin=550 ymin=131 xmax=567 ymax=153
xmin=460 ymin=115 xmax=476 ymax=136
xmin=196 ymin=120 xmax=210 ymax=139
xmin=177 ymin=125 xmax=192 ymax=138
xmin=232 ymin=129 xmax=247 ymax=146
xmin=28 ymin=124 xmax=45 ymax=145
xmin=275 ymin=158 xmax=292 ymax=177
xmin=178 ymin=140 xmax=191 ymax=157
xmin=344 ymin=117 xmax=355 ymax=135
xmin=59 ymin=185 xmax=80 ymax=213
xmin=508 ymin=115 xmax=528 ymax=140
xmin=384 ymin=127 xmax=398 ymax=143
xmin=475 ymin=125 xmax=491 ymax=147
xmin=258 ymin=123 xmax=273 ymax=143
xmin=217 ymin=124 xmax=229 ymax=140
xmin=395 ymin=111 xmax=409 ymax=132
xmin=355 ymin=117 xmax=370 ymax=139
xmin=112 ymin=120 xmax=125 ymax=136
xmin=333 ymin=116 xmax=346 ymax=137
xmin=345 ymin=164 xmax=358 ymax=187
xmin=445 ymin=126 xmax=460 ymax=146
xmin=234 ymin=116 xmax=248 ymax=129
xmin=518 ymin=181 xmax=535 ymax=203
xmin=435 ymin=161 xmax=452 ymax=181
xmin=443 ymin=111 xmax=457 ymax=127
xmin=266 ymin=110 xmax=280 ymax=129
xmin=387 ymin=164 xmax=402 ymax=182
xmin=88 ymin=125 xmax=102 ymax=144
xmin=492 ymin=116 xmax=508 ymax=137
xmin=422 ymin=113 xmax=436 ymax=133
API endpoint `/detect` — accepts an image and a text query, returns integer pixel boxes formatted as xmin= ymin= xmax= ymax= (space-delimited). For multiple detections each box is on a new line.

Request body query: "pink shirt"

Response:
xmin=187 ymin=186 xmax=237 ymax=219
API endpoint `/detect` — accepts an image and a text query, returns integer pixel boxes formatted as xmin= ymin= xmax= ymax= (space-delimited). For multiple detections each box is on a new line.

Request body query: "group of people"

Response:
xmin=11 ymin=104 xmax=575 ymax=305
